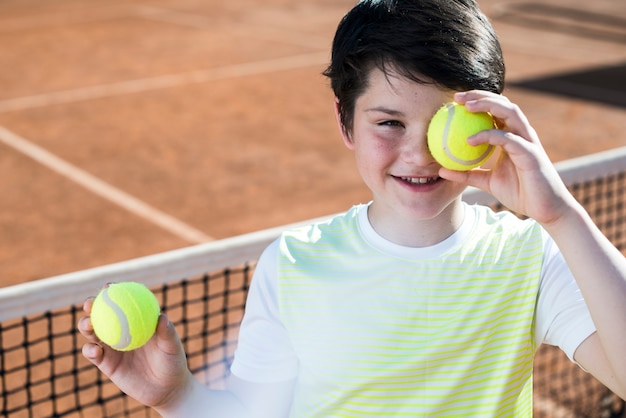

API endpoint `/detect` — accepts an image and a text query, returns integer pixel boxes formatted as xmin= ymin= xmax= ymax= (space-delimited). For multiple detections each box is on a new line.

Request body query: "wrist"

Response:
xmin=154 ymin=373 xmax=249 ymax=418
xmin=154 ymin=372 xmax=202 ymax=418
xmin=539 ymin=199 xmax=591 ymax=240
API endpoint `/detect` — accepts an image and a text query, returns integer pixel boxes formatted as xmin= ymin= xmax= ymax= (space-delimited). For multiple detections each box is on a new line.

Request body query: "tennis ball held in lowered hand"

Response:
xmin=427 ymin=102 xmax=496 ymax=171
xmin=90 ymin=282 xmax=160 ymax=351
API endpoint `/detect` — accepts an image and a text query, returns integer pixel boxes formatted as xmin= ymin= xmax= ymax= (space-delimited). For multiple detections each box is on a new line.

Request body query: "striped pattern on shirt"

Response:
xmin=277 ymin=205 xmax=543 ymax=417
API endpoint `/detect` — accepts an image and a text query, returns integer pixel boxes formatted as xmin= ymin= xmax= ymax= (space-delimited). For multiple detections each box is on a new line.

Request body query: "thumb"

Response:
xmin=154 ymin=314 xmax=184 ymax=355
xmin=440 ymin=167 xmax=491 ymax=192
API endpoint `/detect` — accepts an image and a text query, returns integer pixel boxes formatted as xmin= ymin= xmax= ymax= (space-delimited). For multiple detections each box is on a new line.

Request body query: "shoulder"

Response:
xmin=462 ymin=204 xmax=549 ymax=266
xmin=279 ymin=205 xmax=363 ymax=247
xmin=470 ymin=203 xmax=527 ymax=225
xmin=274 ymin=205 xmax=373 ymax=274
xmin=253 ymin=206 xmax=364 ymax=272
xmin=469 ymin=204 xmax=542 ymax=237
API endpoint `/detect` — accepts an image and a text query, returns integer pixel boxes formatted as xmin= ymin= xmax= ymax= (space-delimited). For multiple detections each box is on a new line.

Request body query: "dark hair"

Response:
xmin=323 ymin=0 xmax=505 ymax=133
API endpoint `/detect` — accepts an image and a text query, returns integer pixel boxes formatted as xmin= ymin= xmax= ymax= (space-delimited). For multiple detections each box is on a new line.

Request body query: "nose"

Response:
xmin=399 ymin=131 xmax=436 ymax=166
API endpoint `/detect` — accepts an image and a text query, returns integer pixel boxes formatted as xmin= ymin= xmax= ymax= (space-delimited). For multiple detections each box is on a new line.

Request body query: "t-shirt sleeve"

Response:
xmin=535 ymin=229 xmax=597 ymax=363
xmin=230 ymin=239 xmax=299 ymax=382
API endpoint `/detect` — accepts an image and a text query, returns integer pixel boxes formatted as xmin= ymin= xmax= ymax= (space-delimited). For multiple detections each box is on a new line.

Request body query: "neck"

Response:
xmin=367 ymin=199 xmax=465 ymax=247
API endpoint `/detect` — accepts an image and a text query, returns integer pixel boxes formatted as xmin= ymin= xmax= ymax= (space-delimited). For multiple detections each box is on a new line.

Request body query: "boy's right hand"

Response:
xmin=77 ymin=297 xmax=193 ymax=410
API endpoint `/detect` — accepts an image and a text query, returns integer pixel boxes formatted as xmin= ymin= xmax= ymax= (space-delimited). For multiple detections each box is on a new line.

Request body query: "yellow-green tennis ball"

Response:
xmin=427 ymin=102 xmax=496 ymax=171
xmin=91 ymin=282 xmax=160 ymax=351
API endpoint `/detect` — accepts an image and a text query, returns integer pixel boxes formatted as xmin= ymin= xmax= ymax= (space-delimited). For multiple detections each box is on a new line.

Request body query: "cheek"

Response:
xmin=349 ymin=125 xmax=399 ymax=170
xmin=367 ymin=139 xmax=395 ymax=160
xmin=353 ymin=141 xmax=395 ymax=175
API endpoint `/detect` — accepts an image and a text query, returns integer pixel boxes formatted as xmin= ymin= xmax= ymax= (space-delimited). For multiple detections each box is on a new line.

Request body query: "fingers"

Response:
xmin=78 ymin=295 xmax=108 ymax=366
xmin=82 ymin=342 xmax=105 ymax=364
xmin=83 ymin=296 xmax=94 ymax=314
xmin=78 ymin=297 xmax=97 ymax=340
xmin=82 ymin=338 xmax=127 ymax=380
xmin=451 ymin=90 xmax=553 ymax=174
xmin=454 ymin=91 xmax=539 ymax=146
xmin=77 ymin=315 xmax=94 ymax=338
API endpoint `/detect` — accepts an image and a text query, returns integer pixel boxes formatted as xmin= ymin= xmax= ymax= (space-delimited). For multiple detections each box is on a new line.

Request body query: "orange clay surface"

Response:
xmin=0 ymin=0 xmax=625 ymax=286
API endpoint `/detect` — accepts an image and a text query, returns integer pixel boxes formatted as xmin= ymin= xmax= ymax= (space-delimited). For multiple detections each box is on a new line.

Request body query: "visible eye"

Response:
xmin=378 ymin=120 xmax=404 ymax=128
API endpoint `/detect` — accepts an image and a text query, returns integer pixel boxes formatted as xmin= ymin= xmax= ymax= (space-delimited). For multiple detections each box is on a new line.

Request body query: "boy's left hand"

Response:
xmin=440 ymin=90 xmax=577 ymax=227
xmin=446 ymin=93 xmax=626 ymax=400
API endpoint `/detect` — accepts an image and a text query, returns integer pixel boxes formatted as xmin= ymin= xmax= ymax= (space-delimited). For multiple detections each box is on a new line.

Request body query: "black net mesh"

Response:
xmin=0 ymin=265 xmax=252 ymax=417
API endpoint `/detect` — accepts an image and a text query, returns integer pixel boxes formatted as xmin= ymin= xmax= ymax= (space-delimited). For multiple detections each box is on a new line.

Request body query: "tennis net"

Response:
xmin=1 ymin=146 xmax=625 ymax=417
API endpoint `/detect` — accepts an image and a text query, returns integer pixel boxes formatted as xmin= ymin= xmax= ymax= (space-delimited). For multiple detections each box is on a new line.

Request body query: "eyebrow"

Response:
xmin=364 ymin=107 xmax=405 ymax=117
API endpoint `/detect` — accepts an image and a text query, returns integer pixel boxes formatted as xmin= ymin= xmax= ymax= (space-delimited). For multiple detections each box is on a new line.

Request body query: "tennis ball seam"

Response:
xmin=441 ymin=103 xmax=494 ymax=166
xmin=100 ymin=287 xmax=133 ymax=350
xmin=427 ymin=102 xmax=495 ymax=171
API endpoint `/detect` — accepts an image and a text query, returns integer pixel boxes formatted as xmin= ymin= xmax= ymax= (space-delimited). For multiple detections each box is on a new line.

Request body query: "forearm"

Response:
xmin=155 ymin=373 xmax=249 ymax=418
xmin=541 ymin=200 xmax=626 ymax=382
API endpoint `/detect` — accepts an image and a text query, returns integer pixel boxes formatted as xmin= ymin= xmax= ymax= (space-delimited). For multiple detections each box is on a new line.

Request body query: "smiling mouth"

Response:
xmin=397 ymin=176 xmax=442 ymax=184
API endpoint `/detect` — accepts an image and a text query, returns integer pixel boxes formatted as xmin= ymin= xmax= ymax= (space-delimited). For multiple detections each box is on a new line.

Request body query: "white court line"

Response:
xmin=0 ymin=12 xmax=328 ymax=243
xmin=0 ymin=52 xmax=329 ymax=113
xmin=0 ymin=125 xmax=213 ymax=244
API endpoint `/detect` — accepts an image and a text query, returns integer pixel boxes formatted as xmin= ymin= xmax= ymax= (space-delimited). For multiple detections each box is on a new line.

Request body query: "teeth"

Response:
xmin=401 ymin=177 xmax=439 ymax=184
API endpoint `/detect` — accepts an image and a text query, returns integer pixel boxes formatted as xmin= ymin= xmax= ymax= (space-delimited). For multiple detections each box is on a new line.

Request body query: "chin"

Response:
xmin=403 ymin=198 xmax=463 ymax=220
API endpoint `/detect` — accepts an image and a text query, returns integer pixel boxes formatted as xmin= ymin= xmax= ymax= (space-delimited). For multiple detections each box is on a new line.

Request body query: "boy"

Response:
xmin=78 ymin=0 xmax=626 ymax=416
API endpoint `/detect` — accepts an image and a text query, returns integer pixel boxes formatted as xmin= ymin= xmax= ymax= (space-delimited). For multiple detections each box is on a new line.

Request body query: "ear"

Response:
xmin=333 ymin=98 xmax=355 ymax=150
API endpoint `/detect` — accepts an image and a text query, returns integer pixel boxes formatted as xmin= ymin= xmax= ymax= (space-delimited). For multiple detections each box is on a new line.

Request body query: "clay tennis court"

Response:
xmin=0 ymin=0 xmax=625 ymax=286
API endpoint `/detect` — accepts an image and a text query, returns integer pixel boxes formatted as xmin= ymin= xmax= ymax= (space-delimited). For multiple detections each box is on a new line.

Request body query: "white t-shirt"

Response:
xmin=231 ymin=203 xmax=596 ymax=413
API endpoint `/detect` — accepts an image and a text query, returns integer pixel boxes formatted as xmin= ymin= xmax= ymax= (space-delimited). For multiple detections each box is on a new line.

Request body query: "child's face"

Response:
xmin=338 ymin=66 xmax=467 ymax=226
